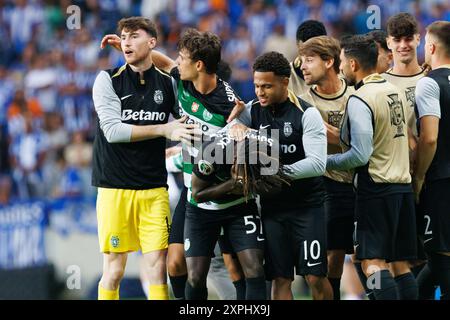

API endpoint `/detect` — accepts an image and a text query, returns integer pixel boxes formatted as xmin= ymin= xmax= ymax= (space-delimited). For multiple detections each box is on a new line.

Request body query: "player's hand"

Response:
xmin=413 ymin=176 xmax=424 ymax=204
xmin=228 ymin=123 xmax=249 ymax=141
xmin=229 ymin=165 xmax=245 ymax=195
xmin=100 ymin=34 xmax=121 ymax=51
xmin=165 ymin=146 xmax=182 ymax=158
xmin=164 ymin=116 xmax=202 ymax=144
xmin=324 ymin=122 xmax=340 ymax=145
xmin=227 ymin=99 xmax=246 ymax=123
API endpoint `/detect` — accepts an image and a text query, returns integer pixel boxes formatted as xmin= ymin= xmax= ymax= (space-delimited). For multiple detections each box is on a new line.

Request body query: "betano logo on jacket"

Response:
xmin=121 ymin=109 xmax=166 ymax=121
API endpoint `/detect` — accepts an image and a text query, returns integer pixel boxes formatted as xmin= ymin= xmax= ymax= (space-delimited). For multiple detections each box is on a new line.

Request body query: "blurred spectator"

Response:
xmin=242 ymin=0 xmax=277 ymax=53
xmin=0 ymin=125 xmax=9 ymax=175
xmin=0 ymin=65 xmax=15 ymax=126
xmin=0 ymin=175 xmax=13 ymax=205
xmin=48 ymin=148 xmax=83 ymax=199
xmin=64 ymin=131 xmax=94 ymax=197
xmin=0 ymin=0 xmax=443 ymax=201
xmin=224 ymin=23 xmax=255 ymax=101
xmin=57 ymin=55 xmax=95 ymax=134
xmin=7 ymin=89 xmax=44 ymax=138
xmin=141 ymin=0 xmax=171 ymax=20
xmin=73 ymin=28 xmax=101 ymax=70
xmin=24 ymin=53 xmax=58 ymax=112
xmin=9 ymin=111 xmax=47 ymax=199
xmin=3 ymin=0 xmax=44 ymax=55
xmin=263 ymin=22 xmax=298 ymax=62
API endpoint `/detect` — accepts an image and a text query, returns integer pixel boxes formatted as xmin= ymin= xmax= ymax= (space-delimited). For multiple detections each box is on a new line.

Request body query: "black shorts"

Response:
xmin=218 ymin=234 xmax=234 ymax=255
xmin=415 ymin=198 xmax=427 ymax=261
xmin=262 ymin=206 xmax=328 ymax=280
xmin=420 ymin=178 xmax=450 ymax=253
xmin=324 ymin=178 xmax=355 ymax=253
xmin=168 ymin=187 xmax=187 ymax=245
xmin=354 ymin=192 xmax=417 ymax=262
xmin=184 ymin=201 xmax=264 ymax=258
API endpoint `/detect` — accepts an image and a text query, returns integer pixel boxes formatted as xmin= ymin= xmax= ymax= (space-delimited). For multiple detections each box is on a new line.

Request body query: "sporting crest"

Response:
xmin=328 ymin=111 xmax=343 ymax=128
xmin=283 ymin=122 xmax=293 ymax=137
xmin=388 ymin=93 xmax=406 ymax=138
xmin=154 ymin=90 xmax=163 ymax=104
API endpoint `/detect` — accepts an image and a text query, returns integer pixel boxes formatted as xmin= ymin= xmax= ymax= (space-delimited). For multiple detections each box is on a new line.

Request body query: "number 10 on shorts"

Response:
xmin=303 ymin=240 xmax=321 ymax=261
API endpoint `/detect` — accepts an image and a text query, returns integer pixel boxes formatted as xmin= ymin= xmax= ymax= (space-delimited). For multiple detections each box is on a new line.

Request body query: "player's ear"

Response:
xmin=325 ymin=58 xmax=334 ymax=70
xmin=386 ymin=36 xmax=392 ymax=50
xmin=148 ymin=37 xmax=156 ymax=50
xmin=350 ymin=58 xmax=357 ymax=73
xmin=196 ymin=60 xmax=204 ymax=72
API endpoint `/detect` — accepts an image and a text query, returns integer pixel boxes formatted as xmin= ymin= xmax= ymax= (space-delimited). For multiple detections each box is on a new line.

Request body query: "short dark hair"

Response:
xmin=216 ymin=60 xmax=232 ymax=82
xmin=117 ymin=17 xmax=157 ymax=38
xmin=296 ymin=20 xmax=327 ymax=43
xmin=367 ymin=30 xmax=389 ymax=52
xmin=387 ymin=13 xmax=419 ymax=38
xmin=178 ymin=28 xmax=221 ymax=74
xmin=427 ymin=21 xmax=450 ymax=57
xmin=252 ymin=52 xmax=291 ymax=78
xmin=341 ymin=35 xmax=378 ymax=71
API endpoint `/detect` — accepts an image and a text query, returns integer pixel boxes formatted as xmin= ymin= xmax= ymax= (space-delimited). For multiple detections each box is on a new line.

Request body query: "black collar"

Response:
xmin=126 ymin=64 xmax=155 ymax=86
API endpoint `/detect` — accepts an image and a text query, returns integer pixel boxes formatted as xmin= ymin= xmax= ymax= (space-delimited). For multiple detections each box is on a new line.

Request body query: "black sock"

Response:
xmin=429 ymin=252 xmax=450 ymax=300
xmin=265 ymin=280 xmax=272 ymax=300
xmin=328 ymin=277 xmax=341 ymax=300
xmin=169 ymin=274 xmax=187 ymax=300
xmin=233 ymin=279 xmax=246 ymax=300
xmin=353 ymin=262 xmax=375 ymax=300
xmin=416 ymin=263 xmax=436 ymax=299
xmin=185 ymin=281 xmax=208 ymax=300
xmin=245 ymin=276 xmax=266 ymax=300
xmin=372 ymin=270 xmax=399 ymax=300
xmin=394 ymin=272 xmax=418 ymax=300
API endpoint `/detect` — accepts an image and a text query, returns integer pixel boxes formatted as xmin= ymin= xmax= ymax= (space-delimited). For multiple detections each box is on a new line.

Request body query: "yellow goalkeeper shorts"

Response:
xmin=96 ymin=187 xmax=171 ymax=254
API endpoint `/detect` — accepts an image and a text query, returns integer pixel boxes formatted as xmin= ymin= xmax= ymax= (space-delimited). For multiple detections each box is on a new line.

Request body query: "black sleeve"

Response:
xmin=170 ymin=67 xmax=180 ymax=81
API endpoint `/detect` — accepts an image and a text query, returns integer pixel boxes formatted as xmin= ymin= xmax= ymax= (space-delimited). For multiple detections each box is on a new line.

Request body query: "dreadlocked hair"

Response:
xmin=233 ymin=135 xmax=290 ymax=199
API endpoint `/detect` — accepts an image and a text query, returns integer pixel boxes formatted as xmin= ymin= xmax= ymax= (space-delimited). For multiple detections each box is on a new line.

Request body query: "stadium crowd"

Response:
xmin=0 ymin=0 xmax=449 ymax=201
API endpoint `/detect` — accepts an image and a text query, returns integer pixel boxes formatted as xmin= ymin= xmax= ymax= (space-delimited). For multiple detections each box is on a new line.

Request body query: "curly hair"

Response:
xmin=231 ymin=133 xmax=290 ymax=199
xmin=387 ymin=13 xmax=419 ymax=38
xmin=252 ymin=52 xmax=291 ymax=78
xmin=296 ymin=20 xmax=327 ymax=43
xmin=177 ymin=28 xmax=221 ymax=74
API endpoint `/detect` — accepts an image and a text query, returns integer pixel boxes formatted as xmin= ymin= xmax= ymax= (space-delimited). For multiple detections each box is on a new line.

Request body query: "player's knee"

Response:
xmin=305 ymin=274 xmax=325 ymax=289
xmin=104 ymin=266 xmax=125 ymax=285
xmin=167 ymin=255 xmax=186 ymax=276
xmin=241 ymin=263 xmax=264 ymax=279
xmin=390 ymin=261 xmax=411 ymax=276
xmin=327 ymin=253 xmax=345 ymax=277
xmin=361 ymin=259 xmax=388 ymax=277
xmin=273 ymin=277 xmax=291 ymax=291
xmin=187 ymin=269 xmax=207 ymax=288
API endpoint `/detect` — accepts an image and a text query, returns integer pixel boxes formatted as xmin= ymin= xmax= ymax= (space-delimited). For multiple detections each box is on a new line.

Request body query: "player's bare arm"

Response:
xmin=191 ymin=172 xmax=242 ymax=203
